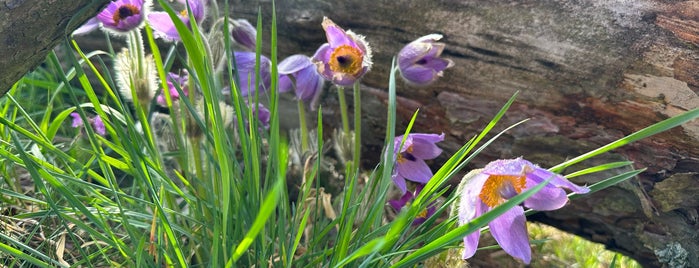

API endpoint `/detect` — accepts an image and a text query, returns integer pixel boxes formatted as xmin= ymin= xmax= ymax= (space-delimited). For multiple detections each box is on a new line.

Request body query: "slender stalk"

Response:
xmin=297 ymin=100 xmax=309 ymax=152
xmin=352 ymin=82 xmax=362 ymax=171
xmin=337 ymin=86 xmax=350 ymax=133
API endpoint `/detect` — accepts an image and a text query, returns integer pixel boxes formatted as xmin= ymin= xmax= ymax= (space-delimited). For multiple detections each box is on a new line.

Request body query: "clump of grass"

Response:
xmin=0 ymin=0 xmax=697 ymax=267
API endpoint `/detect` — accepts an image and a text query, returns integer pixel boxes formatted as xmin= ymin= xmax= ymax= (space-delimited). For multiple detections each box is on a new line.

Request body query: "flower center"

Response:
xmin=479 ymin=174 xmax=526 ymax=208
xmin=329 ymin=45 xmax=363 ymax=75
xmin=416 ymin=208 xmax=428 ymax=218
xmin=396 ymin=145 xmax=415 ymax=164
xmin=113 ymin=4 xmax=140 ymax=24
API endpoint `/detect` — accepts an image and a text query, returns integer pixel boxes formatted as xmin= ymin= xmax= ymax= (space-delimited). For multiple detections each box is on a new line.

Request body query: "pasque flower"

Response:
xmin=392 ymin=133 xmax=444 ymax=194
xmin=70 ymin=112 xmax=106 ymax=136
xmin=458 ymin=158 xmax=590 ymax=264
xmin=398 ymin=34 xmax=454 ymax=86
xmin=279 ymin=54 xmax=325 ymax=109
xmin=312 ymin=17 xmax=372 ymax=86
xmin=148 ymin=0 xmax=206 ymax=41
xmin=234 ymin=52 xmax=272 ymax=97
xmin=73 ymin=0 xmax=150 ymax=35
xmin=389 ymin=184 xmax=436 ymax=225
xmin=231 ymin=19 xmax=257 ymax=51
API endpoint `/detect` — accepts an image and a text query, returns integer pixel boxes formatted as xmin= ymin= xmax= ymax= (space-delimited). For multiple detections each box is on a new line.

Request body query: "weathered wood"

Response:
xmin=231 ymin=0 xmax=699 ymax=266
xmin=0 ymin=0 xmax=109 ymax=95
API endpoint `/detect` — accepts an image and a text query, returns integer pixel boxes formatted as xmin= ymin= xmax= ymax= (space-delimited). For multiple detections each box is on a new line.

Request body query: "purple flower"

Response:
xmin=73 ymin=0 xmax=150 ymax=35
xmin=398 ymin=34 xmax=454 ymax=86
xmin=70 ymin=112 xmax=107 ymax=136
xmin=392 ymin=133 xmax=444 ymax=193
xmin=157 ymin=71 xmax=189 ymax=106
xmin=231 ymin=19 xmax=257 ymax=51
xmin=458 ymin=158 xmax=590 ymax=264
xmin=148 ymin=0 xmax=206 ymax=41
xmin=234 ymin=52 xmax=272 ymax=97
xmin=388 ymin=184 xmax=436 ymax=225
xmin=279 ymin=54 xmax=325 ymax=109
xmin=312 ymin=17 xmax=372 ymax=86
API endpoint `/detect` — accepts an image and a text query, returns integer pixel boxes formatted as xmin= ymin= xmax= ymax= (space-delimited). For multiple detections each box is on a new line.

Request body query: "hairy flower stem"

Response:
xmin=297 ymin=100 xmax=309 ymax=152
xmin=352 ymin=81 xmax=361 ymax=171
xmin=127 ymin=30 xmax=149 ymax=114
xmin=337 ymin=86 xmax=350 ymax=134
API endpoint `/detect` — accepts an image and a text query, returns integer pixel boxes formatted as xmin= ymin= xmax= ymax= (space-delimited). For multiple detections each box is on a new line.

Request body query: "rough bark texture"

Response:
xmin=0 ymin=0 xmax=108 ymax=95
xmin=230 ymin=0 xmax=699 ymax=266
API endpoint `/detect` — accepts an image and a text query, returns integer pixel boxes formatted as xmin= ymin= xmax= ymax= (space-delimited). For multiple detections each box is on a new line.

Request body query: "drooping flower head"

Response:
xmin=458 ymin=158 xmax=590 ymax=264
xmin=279 ymin=54 xmax=325 ymax=109
xmin=392 ymin=133 xmax=444 ymax=193
xmin=398 ymin=34 xmax=454 ymax=86
xmin=388 ymin=184 xmax=436 ymax=225
xmin=233 ymin=52 xmax=272 ymax=97
xmin=148 ymin=0 xmax=206 ymax=41
xmin=157 ymin=71 xmax=189 ymax=107
xmin=74 ymin=0 xmax=151 ymax=35
xmin=70 ymin=112 xmax=106 ymax=136
xmin=231 ymin=19 xmax=257 ymax=51
xmin=312 ymin=17 xmax=372 ymax=86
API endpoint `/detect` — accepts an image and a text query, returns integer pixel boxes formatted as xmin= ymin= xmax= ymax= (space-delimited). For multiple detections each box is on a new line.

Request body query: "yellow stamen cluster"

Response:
xmin=329 ymin=45 xmax=363 ymax=75
xmin=479 ymin=174 xmax=526 ymax=208
xmin=416 ymin=208 xmax=428 ymax=218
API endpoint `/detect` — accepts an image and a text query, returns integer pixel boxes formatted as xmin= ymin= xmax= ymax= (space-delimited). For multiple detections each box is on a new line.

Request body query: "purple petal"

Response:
xmin=458 ymin=172 xmax=489 ymax=224
xmin=234 ymin=52 xmax=272 ymax=96
xmin=399 ymin=65 xmax=440 ymax=86
xmin=388 ymin=191 xmax=413 ymax=211
xmin=488 ymin=205 xmax=531 ymax=264
xmin=523 ymin=182 xmax=569 ymax=211
xmin=394 ymin=134 xmax=413 ymax=154
xmin=186 ymin=0 xmax=206 ymax=23
xmin=253 ymin=103 xmax=271 ymax=129
xmin=321 ymin=17 xmax=354 ymax=48
xmin=278 ymin=75 xmax=294 ymax=93
xmin=408 ymin=133 xmax=444 ymax=159
xmin=73 ymin=17 xmax=100 ymax=35
xmin=482 ymin=158 xmax=530 ymax=176
xmin=391 ymin=173 xmax=408 ymax=194
xmin=312 ymin=44 xmax=333 ymax=80
xmin=279 ymin=54 xmax=313 ymax=75
xmin=529 ymin=168 xmax=590 ymax=194
xmin=461 ymin=199 xmax=488 ymax=259
xmin=294 ymin=66 xmax=324 ymax=102
xmin=148 ymin=12 xmax=180 ymax=41
xmin=396 ymin=158 xmax=433 ymax=184
xmin=462 ymin=230 xmax=481 ymax=259
xmin=70 ymin=112 xmax=83 ymax=128
xmin=422 ymin=55 xmax=453 ymax=72
xmin=232 ymin=19 xmax=257 ymax=51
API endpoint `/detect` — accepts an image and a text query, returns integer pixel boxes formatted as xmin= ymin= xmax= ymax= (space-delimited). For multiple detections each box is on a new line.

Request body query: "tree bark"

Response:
xmin=231 ymin=0 xmax=699 ymax=266
xmin=0 ymin=0 xmax=108 ymax=95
